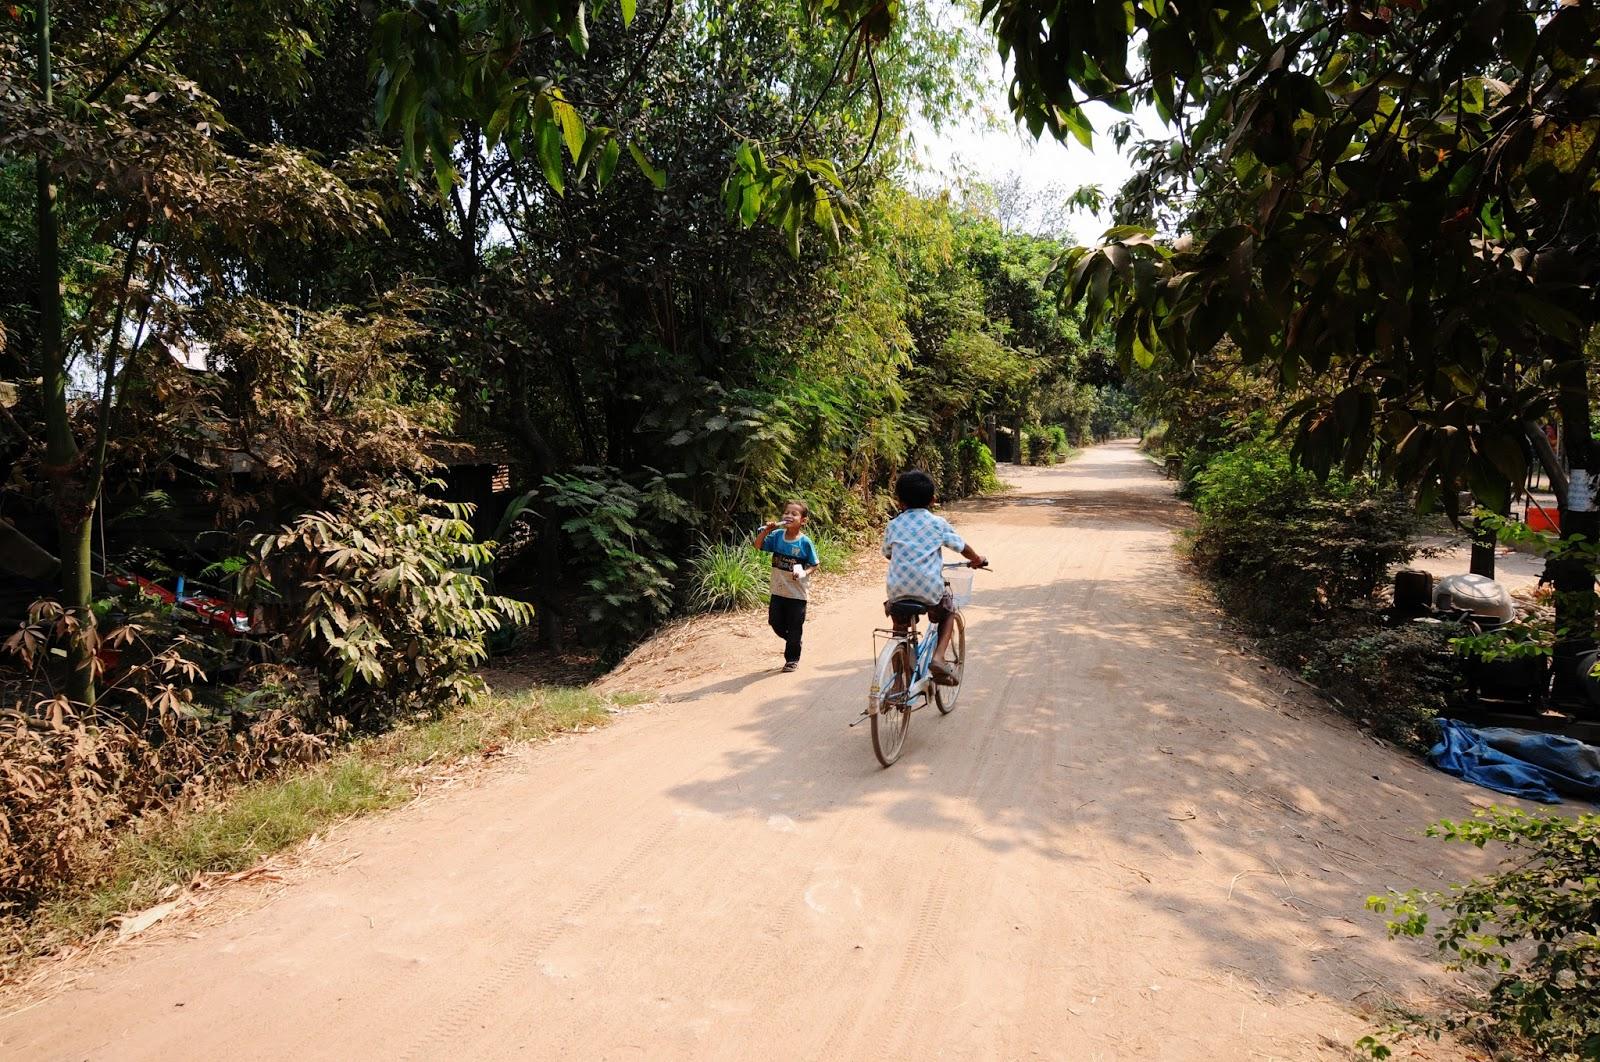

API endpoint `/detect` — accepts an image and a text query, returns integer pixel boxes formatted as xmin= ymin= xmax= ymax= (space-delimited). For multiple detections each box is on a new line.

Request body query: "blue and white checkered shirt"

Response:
xmin=882 ymin=508 xmax=966 ymax=605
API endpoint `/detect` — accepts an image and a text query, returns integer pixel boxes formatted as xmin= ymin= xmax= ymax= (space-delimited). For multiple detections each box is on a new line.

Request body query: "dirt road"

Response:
xmin=3 ymin=442 xmax=1500 ymax=1060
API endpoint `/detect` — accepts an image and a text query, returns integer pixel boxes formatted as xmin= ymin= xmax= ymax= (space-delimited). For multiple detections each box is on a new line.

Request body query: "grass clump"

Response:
xmin=809 ymin=527 xmax=851 ymax=573
xmin=689 ymin=527 xmax=854 ymax=615
xmin=375 ymin=685 xmax=624 ymax=765
xmin=689 ymin=539 xmax=768 ymax=612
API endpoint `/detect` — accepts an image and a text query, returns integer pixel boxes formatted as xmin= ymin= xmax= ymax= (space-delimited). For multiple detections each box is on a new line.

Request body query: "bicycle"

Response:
xmin=861 ymin=562 xmax=984 ymax=767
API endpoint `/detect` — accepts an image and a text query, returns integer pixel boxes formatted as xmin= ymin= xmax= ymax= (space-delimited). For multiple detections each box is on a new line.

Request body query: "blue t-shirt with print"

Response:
xmin=761 ymin=529 xmax=819 ymax=601
xmin=761 ymin=529 xmax=819 ymax=570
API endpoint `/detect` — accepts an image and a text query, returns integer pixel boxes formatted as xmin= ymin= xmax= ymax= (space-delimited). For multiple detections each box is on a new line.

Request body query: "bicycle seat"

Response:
xmin=886 ymin=598 xmax=933 ymax=621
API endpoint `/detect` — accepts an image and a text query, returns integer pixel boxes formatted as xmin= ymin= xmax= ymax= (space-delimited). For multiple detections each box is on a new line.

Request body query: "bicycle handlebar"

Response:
xmin=943 ymin=562 xmax=991 ymax=570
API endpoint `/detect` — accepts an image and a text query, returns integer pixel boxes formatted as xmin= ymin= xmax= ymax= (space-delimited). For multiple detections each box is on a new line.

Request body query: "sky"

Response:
xmin=905 ymin=47 xmax=1158 ymax=244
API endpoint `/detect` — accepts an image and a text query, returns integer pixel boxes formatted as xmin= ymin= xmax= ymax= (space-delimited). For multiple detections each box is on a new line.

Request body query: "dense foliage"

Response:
xmin=984 ymin=0 xmax=1599 ymax=714
xmin=1 ymin=1 xmax=1118 ymax=666
xmin=1142 ymin=366 xmax=1444 ymax=748
xmin=994 ymin=0 xmax=1599 ymax=516
xmin=247 ymin=482 xmax=534 ymax=726
xmin=1189 ymin=435 xmax=1416 ymax=629
xmin=1366 ymin=809 xmax=1600 ymax=1061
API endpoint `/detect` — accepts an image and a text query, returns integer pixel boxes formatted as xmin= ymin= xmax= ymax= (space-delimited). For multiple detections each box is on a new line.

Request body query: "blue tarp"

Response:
xmin=1429 ymin=719 xmax=1600 ymax=804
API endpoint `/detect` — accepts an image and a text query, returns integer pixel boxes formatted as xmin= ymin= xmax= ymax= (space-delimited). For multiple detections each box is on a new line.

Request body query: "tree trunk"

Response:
xmin=34 ymin=0 xmax=97 ymax=705
xmin=1549 ymin=352 xmax=1596 ymax=707
xmin=509 ymin=371 xmax=565 ymax=652
xmin=1469 ymin=493 xmax=1506 ymax=579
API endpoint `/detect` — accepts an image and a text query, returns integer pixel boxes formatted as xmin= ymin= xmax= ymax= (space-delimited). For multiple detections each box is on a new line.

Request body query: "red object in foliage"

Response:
xmin=108 ymin=573 xmax=252 ymax=636
xmin=1527 ymin=507 xmax=1560 ymax=534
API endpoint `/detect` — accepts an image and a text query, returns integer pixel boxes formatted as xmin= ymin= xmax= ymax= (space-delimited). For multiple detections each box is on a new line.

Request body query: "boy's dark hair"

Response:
xmin=781 ymin=499 xmax=811 ymax=519
xmin=894 ymin=470 xmax=935 ymax=509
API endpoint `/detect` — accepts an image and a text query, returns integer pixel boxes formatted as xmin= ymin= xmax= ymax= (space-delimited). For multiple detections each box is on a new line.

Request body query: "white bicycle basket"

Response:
xmin=944 ymin=568 xmax=975 ymax=610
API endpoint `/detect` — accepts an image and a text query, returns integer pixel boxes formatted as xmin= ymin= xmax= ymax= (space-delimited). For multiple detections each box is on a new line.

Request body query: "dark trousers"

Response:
xmin=767 ymin=595 xmax=807 ymax=663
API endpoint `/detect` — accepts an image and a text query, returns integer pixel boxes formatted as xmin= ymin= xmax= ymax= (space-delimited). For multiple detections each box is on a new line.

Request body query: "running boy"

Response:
xmin=754 ymin=500 xmax=820 ymax=672
xmin=882 ymin=471 xmax=986 ymax=685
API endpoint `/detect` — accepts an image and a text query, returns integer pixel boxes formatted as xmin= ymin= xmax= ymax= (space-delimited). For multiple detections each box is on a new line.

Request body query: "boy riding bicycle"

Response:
xmin=882 ymin=471 xmax=986 ymax=686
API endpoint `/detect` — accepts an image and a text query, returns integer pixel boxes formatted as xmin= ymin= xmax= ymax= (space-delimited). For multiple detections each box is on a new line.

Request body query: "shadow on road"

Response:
xmin=663 ymin=442 xmax=1485 ymax=1017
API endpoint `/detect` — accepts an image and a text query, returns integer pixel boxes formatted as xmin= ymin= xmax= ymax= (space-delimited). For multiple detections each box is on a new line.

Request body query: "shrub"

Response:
xmin=690 ymin=540 xmax=768 ymax=612
xmin=249 ymin=481 xmax=534 ymax=727
xmin=1189 ymin=437 xmax=1416 ymax=628
xmin=0 ymin=694 xmax=320 ymax=922
xmin=1302 ymin=620 xmax=1465 ymax=749
xmin=1191 ymin=434 xmax=1324 ymax=518
xmin=541 ymin=467 xmax=697 ymax=660
xmin=1139 ymin=351 xmax=1277 ymax=495
xmin=954 ymin=437 xmax=1002 ymax=497
xmin=1 ymin=602 xmax=322 ymax=921
xmin=1022 ymin=424 xmax=1053 ymax=465
xmin=1363 ymin=809 xmax=1600 ymax=1061
xmin=1021 ymin=424 xmax=1071 ymax=463
xmin=1047 ymin=424 xmax=1070 ymax=457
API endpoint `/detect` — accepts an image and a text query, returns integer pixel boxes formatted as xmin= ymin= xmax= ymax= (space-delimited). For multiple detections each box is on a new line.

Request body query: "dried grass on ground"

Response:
xmin=2 ymin=684 xmax=647 ymax=981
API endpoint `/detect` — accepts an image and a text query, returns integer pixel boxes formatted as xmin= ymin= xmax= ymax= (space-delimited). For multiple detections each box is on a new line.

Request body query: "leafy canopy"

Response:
xmin=979 ymin=0 xmax=1600 ymax=509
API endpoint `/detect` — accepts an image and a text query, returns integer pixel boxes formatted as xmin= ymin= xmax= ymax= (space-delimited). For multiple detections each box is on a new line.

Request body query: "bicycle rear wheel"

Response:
xmin=871 ymin=642 xmax=913 ymax=767
xmin=934 ymin=612 xmax=965 ymax=714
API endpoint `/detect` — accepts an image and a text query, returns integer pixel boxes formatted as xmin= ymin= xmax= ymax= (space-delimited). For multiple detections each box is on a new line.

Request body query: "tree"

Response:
xmin=4 ymin=1 xmax=385 ymax=702
xmin=370 ymin=0 xmax=977 ymax=257
xmin=364 ymin=1 xmax=986 ymax=647
xmin=968 ymin=0 xmax=1599 ymax=694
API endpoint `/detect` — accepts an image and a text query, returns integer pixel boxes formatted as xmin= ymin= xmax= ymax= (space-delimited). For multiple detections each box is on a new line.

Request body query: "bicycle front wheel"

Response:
xmin=934 ymin=612 xmax=965 ymax=714
xmin=871 ymin=642 xmax=913 ymax=767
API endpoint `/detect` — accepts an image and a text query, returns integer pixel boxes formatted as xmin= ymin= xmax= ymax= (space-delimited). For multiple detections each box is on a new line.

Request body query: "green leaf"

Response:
xmin=567 ymin=5 xmax=590 ymax=54
xmin=1093 ymin=0 xmax=1131 ymax=81
xmin=628 ymin=143 xmax=667 ymax=189
xmin=1501 ymin=12 xmax=1535 ymax=69
xmin=597 ymin=137 xmax=621 ymax=187
xmin=537 ymin=119 xmax=566 ymax=195
xmin=486 ymin=94 xmax=517 ymax=149
xmin=1320 ymin=52 xmax=1352 ymax=86
xmin=1132 ymin=328 xmax=1155 ymax=368
xmin=1101 ymin=224 xmax=1156 ymax=242
xmin=552 ymin=97 xmax=586 ymax=160
xmin=1509 ymin=293 xmax=1580 ymax=341
xmin=621 ymin=0 xmax=636 ymax=25
xmin=1060 ymin=105 xmax=1095 ymax=149
xmin=574 ymin=126 xmax=605 ymax=181
xmin=1477 ymin=430 xmax=1528 ymax=486
xmin=740 ymin=180 xmax=763 ymax=227
xmin=814 ymin=195 xmax=842 ymax=247
xmin=1467 ymin=457 xmax=1511 ymax=514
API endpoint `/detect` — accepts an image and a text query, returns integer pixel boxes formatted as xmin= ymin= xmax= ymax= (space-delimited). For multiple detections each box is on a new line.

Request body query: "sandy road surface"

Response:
xmin=2 ymin=442 xmax=1502 ymax=1061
